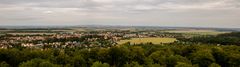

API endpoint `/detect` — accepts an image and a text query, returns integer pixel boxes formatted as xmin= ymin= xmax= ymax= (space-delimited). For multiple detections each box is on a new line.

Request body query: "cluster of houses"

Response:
xmin=0 ymin=31 xmax=179 ymax=49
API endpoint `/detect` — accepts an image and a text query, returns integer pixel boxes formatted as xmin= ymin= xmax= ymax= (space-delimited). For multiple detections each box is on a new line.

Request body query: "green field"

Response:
xmin=164 ymin=30 xmax=228 ymax=35
xmin=117 ymin=38 xmax=177 ymax=44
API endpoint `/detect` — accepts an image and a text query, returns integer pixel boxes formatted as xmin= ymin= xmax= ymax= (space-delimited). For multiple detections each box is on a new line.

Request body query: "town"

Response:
xmin=0 ymin=26 xmax=240 ymax=67
xmin=0 ymin=28 xmax=182 ymax=49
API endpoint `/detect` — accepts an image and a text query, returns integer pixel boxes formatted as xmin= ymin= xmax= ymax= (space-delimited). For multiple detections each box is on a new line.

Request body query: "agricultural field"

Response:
xmin=0 ymin=30 xmax=14 ymax=32
xmin=71 ymin=28 xmax=86 ymax=31
xmin=0 ymin=33 xmax=4 ymax=36
xmin=7 ymin=33 xmax=56 ymax=35
xmin=164 ymin=29 xmax=228 ymax=35
xmin=117 ymin=38 xmax=177 ymax=44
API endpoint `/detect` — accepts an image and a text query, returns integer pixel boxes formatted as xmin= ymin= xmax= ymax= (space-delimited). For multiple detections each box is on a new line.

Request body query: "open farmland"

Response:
xmin=7 ymin=33 xmax=56 ymax=35
xmin=117 ymin=38 xmax=177 ymax=44
xmin=164 ymin=29 xmax=228 ymax=35
xmin=71 ymin=28 xmax=86 ymax=31
xmin=0 ymin=34 xmax=4 ymax=36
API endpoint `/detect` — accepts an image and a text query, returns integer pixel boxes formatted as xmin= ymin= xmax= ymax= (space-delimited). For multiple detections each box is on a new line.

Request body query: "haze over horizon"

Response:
xmin=0 ymin=0 xmax=240 ymax=28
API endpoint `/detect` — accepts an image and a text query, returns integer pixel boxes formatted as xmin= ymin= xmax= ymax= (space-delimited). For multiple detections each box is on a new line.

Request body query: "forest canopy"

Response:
xmin=0 ymin=43 xmax=240 ymax=67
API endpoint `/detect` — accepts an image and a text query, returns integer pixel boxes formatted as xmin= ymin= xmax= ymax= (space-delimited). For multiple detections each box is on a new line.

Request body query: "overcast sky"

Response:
xmin=0 ymin=0 xmax=240 ymax=28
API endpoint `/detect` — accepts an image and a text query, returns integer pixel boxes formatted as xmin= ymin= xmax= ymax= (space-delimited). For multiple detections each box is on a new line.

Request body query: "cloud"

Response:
xmin=1 ymin=0 xmax=239 ymax=12
xmin=0 ymin=0 xmax=240 ymax=28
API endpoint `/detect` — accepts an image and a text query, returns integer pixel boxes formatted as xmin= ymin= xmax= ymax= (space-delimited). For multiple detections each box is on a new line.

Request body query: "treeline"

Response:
xmin=0 ymin=43 xmax=240 ymax=67
xmin=178 ymin=32 xmax=240 ymax=45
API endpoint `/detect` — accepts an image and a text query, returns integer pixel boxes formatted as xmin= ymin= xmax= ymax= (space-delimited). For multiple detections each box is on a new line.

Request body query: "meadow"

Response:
xmin=117 ymin=38 xmax=177 ymax=44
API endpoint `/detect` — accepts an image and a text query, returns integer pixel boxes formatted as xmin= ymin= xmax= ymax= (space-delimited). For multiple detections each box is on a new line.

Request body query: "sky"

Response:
xmin=0 ymin=0 xmax=240 ymax=28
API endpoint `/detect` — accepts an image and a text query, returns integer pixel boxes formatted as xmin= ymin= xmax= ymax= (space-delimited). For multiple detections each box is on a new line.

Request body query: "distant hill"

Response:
xmin=0 ymin=25 xmax=239 ymax=32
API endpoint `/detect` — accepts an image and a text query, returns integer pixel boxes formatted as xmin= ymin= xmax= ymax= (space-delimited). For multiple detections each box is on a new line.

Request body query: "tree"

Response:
xmin=175 ymin=62 xmax=193 ymax=67
xmin=123 ymin=61 xmax=143 ymax=67
xmin=39 ymin=62 xmax=59 ymax=67
xmin=129 ymin=46 xmax=146 ymax=64
xmin=149 ymin=50 xmax=174 ymax=65
xmin=96 ymin=48 xmax=109 ymax=63
xmin=19 ymin=58 xmax=58 ymax=67
xmin=178 ymin=32 xmax=240 ymax=45
xmin=72 ymin=55 xmax=86 ymax=67
xmin=211 ymin=47 xmax=228 ymax=67
xmin=91 ymin=61 xmax=110 ymax=67
xmin=145 ymin=63 xmax=161 ymax=67
xmin=107 ymin=47 xmax=130 ymax=67
xmin=208 ymin=63 xmax=221 ymax=67
xmin=0 ymin=61 xmax=10 ymax=67
xmin=227 ymin=53 xmax=240 ymax=67
xmin=190 ymin=50 xmax=215 ymax=67
xmin=53 ymin=51 xmax=71 ymax=65
xmin=165 ymin=55 xmax=190 ymax=67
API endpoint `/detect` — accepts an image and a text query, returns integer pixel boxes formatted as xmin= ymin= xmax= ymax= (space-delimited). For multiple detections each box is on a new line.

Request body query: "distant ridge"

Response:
xmin=0 ymin=25 xmax=239 ymax=32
